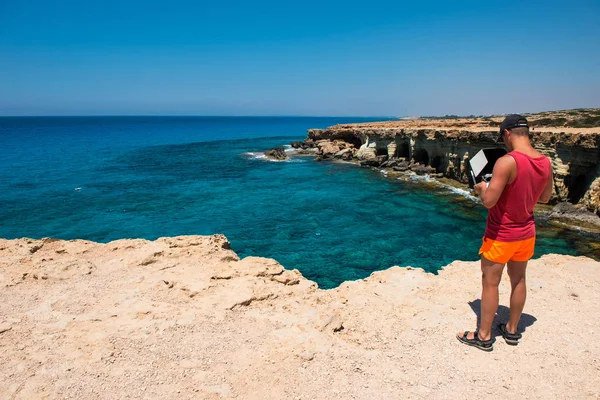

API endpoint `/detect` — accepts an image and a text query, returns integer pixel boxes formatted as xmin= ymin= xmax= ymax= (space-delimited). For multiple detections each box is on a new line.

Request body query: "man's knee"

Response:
xmin=507 ymin=260 xmax=528 ymax=282
xmin=482 ymin=272 xmax=502 ymax=286
xmin=481 ymin=267 xmax=503 ymax=286
xmin=480 ymin=257 xmax=504 ymax=286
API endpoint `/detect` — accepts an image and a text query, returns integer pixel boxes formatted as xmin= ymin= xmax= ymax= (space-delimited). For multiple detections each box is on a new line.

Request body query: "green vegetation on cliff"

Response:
xmin=420 ymin=108 xmax=600 ymax=128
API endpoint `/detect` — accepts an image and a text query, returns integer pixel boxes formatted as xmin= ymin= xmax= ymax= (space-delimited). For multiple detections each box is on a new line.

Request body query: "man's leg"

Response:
xmin=506 ymin=260 xmax=528 ymax=334
xmin=478 ymin=256 xmax=505 ymax=341
xmin=458 ymin=256 xmax=505 ymax=342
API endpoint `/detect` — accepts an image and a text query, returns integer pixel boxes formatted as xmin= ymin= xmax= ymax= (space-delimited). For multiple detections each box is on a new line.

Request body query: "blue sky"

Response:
xmin=1 ymin=0 xmax=599 ymax=116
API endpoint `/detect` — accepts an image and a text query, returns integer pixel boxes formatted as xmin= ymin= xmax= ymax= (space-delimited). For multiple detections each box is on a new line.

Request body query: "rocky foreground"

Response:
xmin=1 ymin=235 xmax=599 ymax=399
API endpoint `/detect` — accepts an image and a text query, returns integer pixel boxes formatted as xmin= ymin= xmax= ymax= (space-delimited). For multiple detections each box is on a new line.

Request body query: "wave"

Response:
xmin=242 ymin=152 xmax=267 ymax=160
xmin=444 ymin=186 xmax=479 ymax=201
xmin=407 ymin=173 xmax=435 ymax=183
xmin=384 ymin=170 xmax=480 ymax=202
xmin=241 ymin=151 xmax=306 ymax=163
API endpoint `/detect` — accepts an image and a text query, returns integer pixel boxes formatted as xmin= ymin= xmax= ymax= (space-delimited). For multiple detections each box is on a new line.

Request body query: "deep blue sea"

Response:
xmin=1 ymin=117 xmax=597 ymax=288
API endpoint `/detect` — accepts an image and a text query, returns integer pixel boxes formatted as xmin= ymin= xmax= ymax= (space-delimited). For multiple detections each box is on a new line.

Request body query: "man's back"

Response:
xmin=485 ymin=151 xmax=552 ymax=241
xmin=514 ymin=146 xmax=544 ymax=159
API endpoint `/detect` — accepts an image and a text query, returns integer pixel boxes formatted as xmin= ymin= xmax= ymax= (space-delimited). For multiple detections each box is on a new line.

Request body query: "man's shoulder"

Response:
xmin=497 ymin=154 xmax=517 ymax=168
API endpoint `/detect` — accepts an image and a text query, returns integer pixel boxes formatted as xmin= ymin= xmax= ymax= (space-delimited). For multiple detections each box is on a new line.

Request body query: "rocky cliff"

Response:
xmin=295 ymin=112 xmax=600 ymax=218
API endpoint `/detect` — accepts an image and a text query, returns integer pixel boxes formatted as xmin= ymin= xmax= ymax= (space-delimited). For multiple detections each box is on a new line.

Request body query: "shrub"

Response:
xmin=568 ymin=115 xmax=600 ymax=128
xmin=532 ymin=117 xmax=568 ymax=126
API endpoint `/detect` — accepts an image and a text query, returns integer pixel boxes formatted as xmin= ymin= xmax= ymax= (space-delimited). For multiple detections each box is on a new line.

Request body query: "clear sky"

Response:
xmin=1 ymin=0 xmax=599 ymax=116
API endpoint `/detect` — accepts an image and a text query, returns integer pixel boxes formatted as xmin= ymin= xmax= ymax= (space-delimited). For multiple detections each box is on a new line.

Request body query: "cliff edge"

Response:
xmin=1 ymin=235 xmax=599 ymax=399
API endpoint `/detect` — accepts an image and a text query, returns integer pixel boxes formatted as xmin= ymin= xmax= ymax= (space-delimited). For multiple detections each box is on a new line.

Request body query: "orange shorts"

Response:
xmin=478 ymin=236 xmax=535 ymax=264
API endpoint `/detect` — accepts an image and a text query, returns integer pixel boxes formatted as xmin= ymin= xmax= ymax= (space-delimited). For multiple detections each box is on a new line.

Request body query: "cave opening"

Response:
xmin=395 ymin=142 xmax=410 ymax=158
xmin=566 ymin=169 xmax=596 ymax=204
xmin=340 ymin=134 xmax=363 ymax=149
xmin=413 ymin=149 xmax=429 ymax=166
xmin=375 ymin=147 xmax=389 ymax=157
xmin=431 ymin=155 xmax=445 ymax=172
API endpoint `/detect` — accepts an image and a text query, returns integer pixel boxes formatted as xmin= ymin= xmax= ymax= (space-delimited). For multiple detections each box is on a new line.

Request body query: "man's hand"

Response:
xmin=473 ymin=181 xmax=487 ymax=196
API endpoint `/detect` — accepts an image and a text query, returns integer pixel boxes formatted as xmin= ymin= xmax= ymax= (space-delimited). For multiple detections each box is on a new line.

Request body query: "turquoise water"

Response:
xmin=1 ymin=117 xmax=597 ymax=288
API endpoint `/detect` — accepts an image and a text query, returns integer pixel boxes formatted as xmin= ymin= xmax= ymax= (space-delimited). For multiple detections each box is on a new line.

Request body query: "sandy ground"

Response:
xmin=1 ymin=235 xmax=599 ymax=399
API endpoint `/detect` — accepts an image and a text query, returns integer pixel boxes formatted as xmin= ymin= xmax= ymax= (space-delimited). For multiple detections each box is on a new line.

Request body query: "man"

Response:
xmin=457 ymin=114 xmax=553 ymax=351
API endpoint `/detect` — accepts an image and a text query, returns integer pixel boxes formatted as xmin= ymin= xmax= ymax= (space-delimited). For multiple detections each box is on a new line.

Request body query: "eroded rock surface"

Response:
xmin=1 ymin=235 xmax=599 ymax=399
xmin=264 ymin=147 xmax=288 ymax=161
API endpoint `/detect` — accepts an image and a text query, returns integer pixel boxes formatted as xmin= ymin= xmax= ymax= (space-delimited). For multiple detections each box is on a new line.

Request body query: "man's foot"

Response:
xmin=456 ymin=330 xmax=494 ymax=352
xmin=497 ymin=323 xmax=522 ymax=345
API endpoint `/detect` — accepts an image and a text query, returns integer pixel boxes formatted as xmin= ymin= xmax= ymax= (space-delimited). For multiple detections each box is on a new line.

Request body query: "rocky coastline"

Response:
xmin=285 ymin=110 xmax=600 ymax=229
xmin=2 ymin=110 xmax=600 ymax=399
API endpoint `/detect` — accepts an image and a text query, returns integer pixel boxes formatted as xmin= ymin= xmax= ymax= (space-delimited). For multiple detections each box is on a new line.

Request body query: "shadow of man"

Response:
xmin=469 ymin=299 xmax=537 ymax=337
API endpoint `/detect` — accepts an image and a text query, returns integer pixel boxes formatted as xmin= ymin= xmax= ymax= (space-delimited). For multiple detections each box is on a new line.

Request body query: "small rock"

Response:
xmin=265 ymin=147 xmax=288 ymax=160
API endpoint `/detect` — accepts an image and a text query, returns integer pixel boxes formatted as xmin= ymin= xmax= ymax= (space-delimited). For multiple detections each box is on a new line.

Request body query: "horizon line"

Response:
xmin=0 ymin=114 xmax=400 ymax=119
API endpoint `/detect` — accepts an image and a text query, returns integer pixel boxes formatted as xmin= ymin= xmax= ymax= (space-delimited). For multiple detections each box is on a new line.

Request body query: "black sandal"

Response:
xmin=497 ymin=323 xmax=522 ymax=345
xmin=456 ymin=330 xmax=494 ymax=351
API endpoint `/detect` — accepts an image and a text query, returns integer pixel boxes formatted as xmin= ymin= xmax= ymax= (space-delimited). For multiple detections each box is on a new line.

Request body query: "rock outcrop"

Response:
xmin=1 ymin=236 xmax=599 ymax=399
xmin=264 ymin=147 xmax=288 ymax=160
xmin=289 ymin=141 xmax=318 ymax=157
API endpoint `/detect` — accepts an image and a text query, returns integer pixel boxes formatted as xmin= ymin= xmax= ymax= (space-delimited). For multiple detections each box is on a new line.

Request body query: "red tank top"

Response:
xmin=484 ymin=151 xmax=552 ymax=242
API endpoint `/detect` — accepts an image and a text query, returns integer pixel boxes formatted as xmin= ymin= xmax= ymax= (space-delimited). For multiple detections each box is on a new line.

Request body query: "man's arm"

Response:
xmin=538 ymin=168 xmax=554 ymax=203
xmin=474 ymin=155 xmax=515 ymax=209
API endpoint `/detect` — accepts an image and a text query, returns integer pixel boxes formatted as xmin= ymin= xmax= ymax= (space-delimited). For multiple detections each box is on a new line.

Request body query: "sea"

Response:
xmin=1 ymin=116 xmax=598 ymax=288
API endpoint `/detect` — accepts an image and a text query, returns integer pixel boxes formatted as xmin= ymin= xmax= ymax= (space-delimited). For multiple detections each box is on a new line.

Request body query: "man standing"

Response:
xmin=457 ymin=114 xmax=553 ymax=351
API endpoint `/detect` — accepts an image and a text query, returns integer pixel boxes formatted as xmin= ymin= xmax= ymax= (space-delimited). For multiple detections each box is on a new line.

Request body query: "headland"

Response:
xmin=285 ymin=108 xmax=600 ymax=229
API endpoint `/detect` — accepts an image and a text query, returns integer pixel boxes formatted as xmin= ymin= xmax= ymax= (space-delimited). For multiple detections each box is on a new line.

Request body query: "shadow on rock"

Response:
xmin=468 ymin=299 xmax=537 ymax=337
